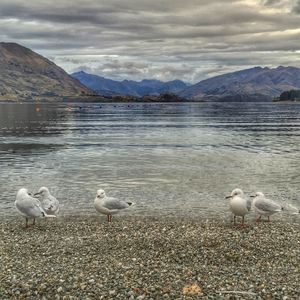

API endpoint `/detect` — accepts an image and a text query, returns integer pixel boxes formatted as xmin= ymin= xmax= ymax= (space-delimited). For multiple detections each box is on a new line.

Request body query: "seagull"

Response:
xmin=34 ymin=187 xmax=59 ymax=216
xmin=94 ymin=189 xmax=134 ymax=222
xmin=284 ymin=203 xmax=300 ymax=216
xmin=15 ymin=188 xmax=56 ymax=228
xmin=251 ymin=192 xmax=283 ymax=222
xmin=225 ymin=188 xmax=251 ymax=226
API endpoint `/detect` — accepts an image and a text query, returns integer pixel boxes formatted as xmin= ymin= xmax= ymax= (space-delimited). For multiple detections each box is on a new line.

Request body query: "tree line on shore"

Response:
xmin=274 ymin=89 xmax=300 ymax=101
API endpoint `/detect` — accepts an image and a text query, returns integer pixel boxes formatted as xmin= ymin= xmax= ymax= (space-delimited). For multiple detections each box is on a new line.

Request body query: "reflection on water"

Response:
xmin=0 ymin=102 xmax=300 ymax=218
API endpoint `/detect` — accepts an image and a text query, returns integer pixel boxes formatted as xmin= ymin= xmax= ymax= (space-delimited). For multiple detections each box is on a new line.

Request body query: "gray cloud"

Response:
xmin=263 ymin=0 xmax=282 ymax=5
xmin=0 ymin=0 xmax=299 ymax=83
xmin=293 ymin=0 xmax=300 ymax=13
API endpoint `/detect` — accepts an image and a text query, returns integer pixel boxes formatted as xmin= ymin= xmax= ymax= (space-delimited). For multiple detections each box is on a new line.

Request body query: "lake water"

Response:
xmin=0 ymin=102 xmax=299 ymax=219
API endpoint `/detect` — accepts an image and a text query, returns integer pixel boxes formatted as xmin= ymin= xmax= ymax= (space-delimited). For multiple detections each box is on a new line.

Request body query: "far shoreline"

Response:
xmin=1 ymin=95 xmax=293 ymax=104
xmin=0 ymin=98 xmax=283 ymax=104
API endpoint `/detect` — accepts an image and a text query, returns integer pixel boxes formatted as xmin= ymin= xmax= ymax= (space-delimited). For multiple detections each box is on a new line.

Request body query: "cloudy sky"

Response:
xmin=1 ymin=0 xmax=300 ymax=83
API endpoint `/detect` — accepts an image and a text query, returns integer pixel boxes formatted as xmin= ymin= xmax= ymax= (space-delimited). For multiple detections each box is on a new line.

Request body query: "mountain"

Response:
xmin=71 ymin=71 xmax=189 ymax=97
xmin=180 ymin=66 xmax=300 ymax=101
xmin=71 ymin=71 xmax=134 ymax=96
xmin=0 ymin=42 xmax=92 ymax=100
xmin=3 ymin=43 xmax=299 ymax=103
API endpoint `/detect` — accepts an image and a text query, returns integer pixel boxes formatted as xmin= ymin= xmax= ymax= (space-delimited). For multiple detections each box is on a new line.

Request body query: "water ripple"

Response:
xmin=0 ymin=102 xmax=299 ymax=217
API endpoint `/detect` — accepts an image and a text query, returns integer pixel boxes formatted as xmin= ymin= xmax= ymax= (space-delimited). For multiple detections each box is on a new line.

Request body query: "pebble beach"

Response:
xmin=0 ymin=216 xmax=299 ymax=299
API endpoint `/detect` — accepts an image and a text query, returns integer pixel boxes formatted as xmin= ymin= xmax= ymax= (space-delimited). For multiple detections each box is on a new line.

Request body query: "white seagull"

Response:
xmin=284 ymin=203 xmax=300 ymax=216
xmin=15 ymin=188 xmax=56 ymax=228
xmin=225 ymin=188 xmax=251 ymax=226
xmin=34 ymin=187 xmax=59 ymax=216
xmin=94 ymin=189 xmax=134 ymax=222
xmin=251 ymin=192 xmax=283 ymax=222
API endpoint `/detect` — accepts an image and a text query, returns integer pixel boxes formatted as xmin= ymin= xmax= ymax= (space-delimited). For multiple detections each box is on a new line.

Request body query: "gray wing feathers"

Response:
xmin=42 ymin=198 xmax=52 ymax=210
xmin=255 ymin=197 xmax=282 ymax=212
xmin=42 ymin=195 xmax=59 ymax=212
xmin=246 ymin=198 xmax=252 ymax=211
xmin=16 ymin=196 xmax=45 ymax=217
xmin=103 ymin=197 xmax=129 ymax=210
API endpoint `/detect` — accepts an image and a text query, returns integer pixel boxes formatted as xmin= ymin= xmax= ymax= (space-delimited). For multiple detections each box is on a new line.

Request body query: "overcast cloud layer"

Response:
xmin=1 ymin=0 xmax=300 ymax=83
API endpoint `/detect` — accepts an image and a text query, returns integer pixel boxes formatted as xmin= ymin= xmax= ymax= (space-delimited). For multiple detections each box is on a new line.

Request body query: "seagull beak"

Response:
xmin=34 ymin=192 xmax=41 ymax=196
xmin=225 ymin=195 xmax=232 ymax=199
xmin=250 ymin=195 xmax=255 ymax=198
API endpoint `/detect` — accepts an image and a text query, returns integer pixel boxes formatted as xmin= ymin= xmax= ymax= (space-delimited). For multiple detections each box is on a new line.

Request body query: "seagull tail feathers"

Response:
xmin=127 ymin=201 xmax=135 ymax=207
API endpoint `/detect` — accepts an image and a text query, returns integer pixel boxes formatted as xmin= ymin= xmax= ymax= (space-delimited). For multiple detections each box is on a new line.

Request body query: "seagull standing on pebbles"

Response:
xmin=15 ymin=188 xmax=56 ymax=228
xmin=94 ymin=189 xmax=134 ymax=222
xmin=34 ymin=187 xmax=59 ymax=216
xmin=251 ymin=192 xmax=283 ymax=222
xmin=225 ymin=188 xmax=251 ymax=226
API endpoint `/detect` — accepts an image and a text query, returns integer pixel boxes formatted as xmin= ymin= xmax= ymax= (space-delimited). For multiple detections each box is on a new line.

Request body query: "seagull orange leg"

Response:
xmin=236 ymin=216 xmax=245 ymax=229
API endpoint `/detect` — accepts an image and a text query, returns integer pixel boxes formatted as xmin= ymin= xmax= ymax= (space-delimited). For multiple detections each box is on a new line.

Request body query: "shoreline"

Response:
xmin=1 ymin=216 xmax=299 ymax=299
xmin=1 ymin=211 xmax=299 ymax=222
xmin=0 ymin=99 xmax=277 ymax=104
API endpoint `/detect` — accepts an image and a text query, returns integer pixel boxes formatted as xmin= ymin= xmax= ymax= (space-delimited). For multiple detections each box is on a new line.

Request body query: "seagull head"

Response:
xmin=225 ymin=188 xmax=244 ymax=199
xmin=96 ymin=189 xmax=106 ymax=198
xmin=250 ymin=191 xmax=264 ymax=198
xmin=17 ymin=188 xmax=32 ymax=198
xmin=34 ymin=186 xmax=50 ymax=198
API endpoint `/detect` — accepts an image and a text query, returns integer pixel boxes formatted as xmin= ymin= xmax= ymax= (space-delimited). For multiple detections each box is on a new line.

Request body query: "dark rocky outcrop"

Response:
xmin=0 ymin=42 xmax=92 ymax=100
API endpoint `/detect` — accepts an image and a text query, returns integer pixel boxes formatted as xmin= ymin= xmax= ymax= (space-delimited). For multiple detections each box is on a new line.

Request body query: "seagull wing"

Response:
xmin=246 ymin=198 xmax=252 ymax=211
xmin=255 ymin=197 xmax=282 ymax=212
xmin=103 ymin=197 xmax=130 ymax=210
xmin=16 ymin=196 xmax=46 ymax=217
xmin=41 ymin=198 xmax=52 ymax=210
xmin=43 ymin=195 xmax=59 ymax=212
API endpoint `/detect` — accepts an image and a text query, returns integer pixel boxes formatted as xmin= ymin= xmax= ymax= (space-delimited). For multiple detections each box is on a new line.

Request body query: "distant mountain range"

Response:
xmin=71 ymin=71 xmax=189 ymax=97
xmin=180 ymin=66 xmax=300 ymax=101
xmin=1 ymin=42 xmax=300 ymax=102
xmin=73 ymin=66 xmax=300 ymax=101
xmin=0 ymin=42 xmax=92 ymax=100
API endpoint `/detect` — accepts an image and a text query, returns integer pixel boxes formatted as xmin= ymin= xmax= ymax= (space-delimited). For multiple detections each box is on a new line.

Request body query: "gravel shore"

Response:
xmin=0 ymin=216 xmax=299 ymax=299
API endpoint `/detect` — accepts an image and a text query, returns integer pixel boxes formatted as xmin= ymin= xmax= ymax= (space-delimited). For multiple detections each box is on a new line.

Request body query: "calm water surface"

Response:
xmin=0 ymin=102 xmax=299 ymax=218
